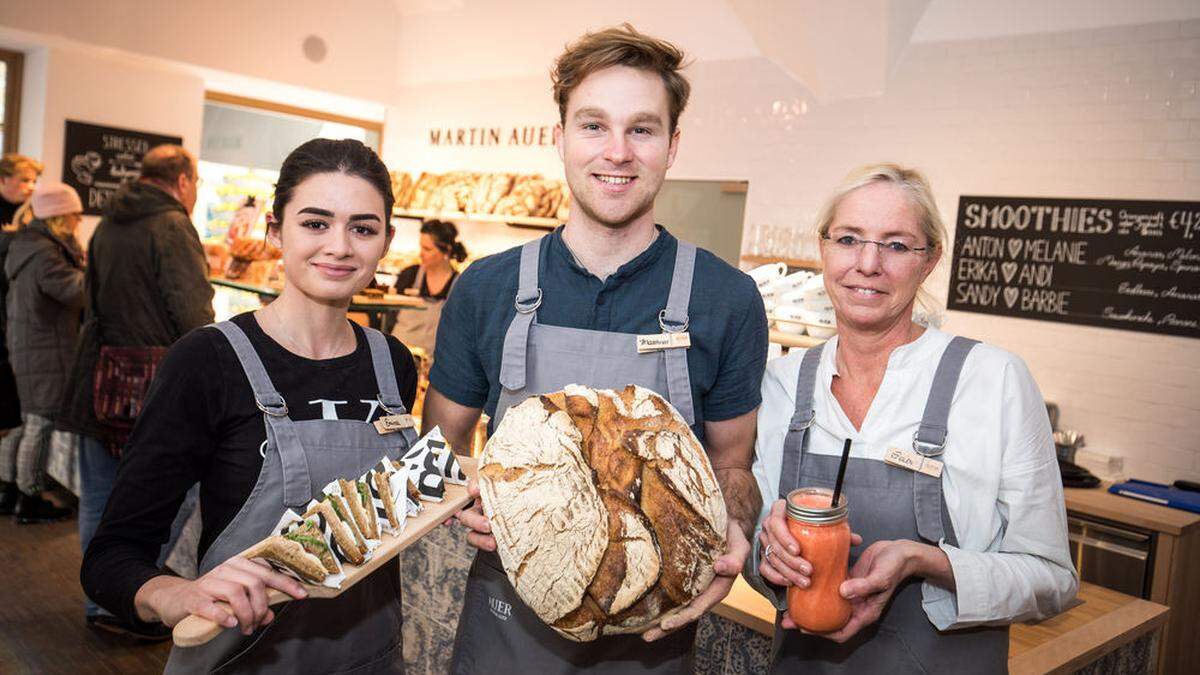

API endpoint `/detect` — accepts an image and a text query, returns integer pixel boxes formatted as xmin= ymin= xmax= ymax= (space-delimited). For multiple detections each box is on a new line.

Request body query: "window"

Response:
xmin=0 ymin=48 xmax=24 ymax=154
xmin=197 ymin=92 xmax=383 ymax=239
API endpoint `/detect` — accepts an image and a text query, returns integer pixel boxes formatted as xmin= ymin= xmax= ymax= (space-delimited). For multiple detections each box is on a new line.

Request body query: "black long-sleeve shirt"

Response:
xmin=81 ymin=312 xmax=417 ymax=627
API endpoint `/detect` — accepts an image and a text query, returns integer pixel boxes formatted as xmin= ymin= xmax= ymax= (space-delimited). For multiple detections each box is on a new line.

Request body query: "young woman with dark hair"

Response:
xmin=81 ymin=138 xmax=419 ymax=673
xmin=390 ymin=219 xmax=468 ymax=354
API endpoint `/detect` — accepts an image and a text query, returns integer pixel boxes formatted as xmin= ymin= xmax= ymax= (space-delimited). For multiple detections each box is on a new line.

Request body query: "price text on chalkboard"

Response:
xmin=61 ymin=120 xmax=183 ymax=216
xmin=947 ymin=195 xmax=1199 ymax=339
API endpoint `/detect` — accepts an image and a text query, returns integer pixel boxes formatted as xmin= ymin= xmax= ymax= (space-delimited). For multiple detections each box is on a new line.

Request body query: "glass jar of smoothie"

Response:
xmin=785 ymin=487 xmax=851 ymax=632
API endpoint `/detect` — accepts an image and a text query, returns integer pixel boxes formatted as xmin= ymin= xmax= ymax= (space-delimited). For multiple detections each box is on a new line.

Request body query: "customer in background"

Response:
xmin=0 ymin=154 xmax=43 ymax=478
xmin=390 ymin=219 xmax=467 ymax=354
xmin=1 ymin=182 xmax=84 ymax=524
xmin=0 ymin=153 xmax=41 ymax=226
xmin=58 ymin=144 xmax=213 ymax=637
xmin=745 ymin=164 xmax=1077 ymax=673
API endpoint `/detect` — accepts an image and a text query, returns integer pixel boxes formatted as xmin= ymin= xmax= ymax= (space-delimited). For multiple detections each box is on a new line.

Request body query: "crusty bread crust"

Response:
xmin=479 ymin=385 xmax=727 ymax=641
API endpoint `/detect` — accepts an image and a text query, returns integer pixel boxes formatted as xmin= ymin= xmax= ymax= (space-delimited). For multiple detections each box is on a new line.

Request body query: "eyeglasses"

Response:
xmin=820 ymin=233 xmax=929 ymax=259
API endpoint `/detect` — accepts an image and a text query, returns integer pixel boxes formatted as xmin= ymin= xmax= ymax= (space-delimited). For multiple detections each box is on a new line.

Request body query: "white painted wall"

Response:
xmin=9 ymin=37 xmax=206 ymax=242
xmin=382 ymin=19 xmax=1200 ymax=484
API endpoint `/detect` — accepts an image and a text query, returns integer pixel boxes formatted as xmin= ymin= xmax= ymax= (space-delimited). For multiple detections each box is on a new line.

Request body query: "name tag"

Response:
xmin=636 ymin=332 xmax=692 ymax=353
xmin=883 ymin=447 xmax=943 ymax=478
xmin=374 ymin=414 xmax=416 ymax=435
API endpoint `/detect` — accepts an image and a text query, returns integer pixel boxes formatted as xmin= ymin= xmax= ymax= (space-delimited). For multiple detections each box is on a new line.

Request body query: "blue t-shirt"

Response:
xmin=429 ymin=226 xmax=768 ymax=442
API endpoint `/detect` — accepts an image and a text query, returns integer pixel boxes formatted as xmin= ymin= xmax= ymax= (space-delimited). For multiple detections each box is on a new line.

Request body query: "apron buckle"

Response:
xmin=788 ymin=410 xmax=815 ymax=432
xmin=658 ymin=309 xmax=689 ymax=333
xmin=377 ymin=393 xmax=405 ymax=416
xmin=912 ymin=430 xmax=946 ymax=457
xmin=514 ymin=289 xmax=543 ymax=314
xmin=255 ymin=396 xmax=289 ymax=417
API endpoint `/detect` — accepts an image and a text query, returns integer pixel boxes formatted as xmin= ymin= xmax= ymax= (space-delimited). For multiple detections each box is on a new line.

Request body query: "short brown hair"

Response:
xmin=552 ymin=23 xmax=691 ymax=132
xmin=139 ymin=145 xmax=196 ymax=184
xmin=0 ymin=153 xmax=44 ymax=178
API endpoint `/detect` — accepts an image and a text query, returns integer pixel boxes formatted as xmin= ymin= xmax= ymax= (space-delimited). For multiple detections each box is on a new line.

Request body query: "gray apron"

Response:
xmin=450 ymin=234 xmax=699 ymax=674
xmin=768 ymin=337 xmax=1008 ymax=674
xmin=165 ymin=321 xmax=418 ymax=675
xmin=391 ymin=268 xmax=451 ymax=354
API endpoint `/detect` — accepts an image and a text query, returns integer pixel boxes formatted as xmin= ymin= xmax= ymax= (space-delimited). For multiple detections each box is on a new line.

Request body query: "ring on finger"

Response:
xmin=764 ymin=543 xmax=774 ymax=560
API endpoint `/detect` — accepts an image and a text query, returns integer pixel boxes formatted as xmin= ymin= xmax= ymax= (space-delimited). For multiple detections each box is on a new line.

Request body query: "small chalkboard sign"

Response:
xmin=947 ymin=195 xmax=1198 ymax=339
xmin=61 ymin=120 xmax=183 ymax=216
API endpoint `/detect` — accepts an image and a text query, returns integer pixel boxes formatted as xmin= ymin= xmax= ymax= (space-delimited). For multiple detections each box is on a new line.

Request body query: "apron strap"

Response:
xmin=210 ymin=321 xmax=313 ymax=507
xmin=363 ymin=326 xmax=407 ymax=414
xmin=661 ymin=241 xmax=697 ymax=426
xmin=498 ymin=237 xmax=544 ymax=390
xmin=746 ymin=341 xmax=825 ymax=612
xmin=913 ymin=336 xmax=979 ymax=544
xmin=778 ymin=342 xmax=825 ymax=499
xmin=412 ymin=267 xmax=425 ymax=292
xmin=363 ymin=326 xmax=419 ymax=448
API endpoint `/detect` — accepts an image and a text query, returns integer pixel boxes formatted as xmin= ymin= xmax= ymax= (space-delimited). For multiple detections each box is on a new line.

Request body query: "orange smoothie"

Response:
xmin=785 ymin=488 xmax=852 ymax=633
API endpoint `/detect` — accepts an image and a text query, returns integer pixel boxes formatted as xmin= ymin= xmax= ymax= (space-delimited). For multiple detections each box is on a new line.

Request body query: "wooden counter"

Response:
xmin=715 ymin=579 xmax=1168 ymax=673
xmin=1062 ymin=484 xmax=1200 ymax=674
xmin=1064 ymin=485 xmax=1200 ymax=537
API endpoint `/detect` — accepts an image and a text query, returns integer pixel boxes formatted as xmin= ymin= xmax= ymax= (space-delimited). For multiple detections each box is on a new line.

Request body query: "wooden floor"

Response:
xmin=0 ymin=515 xmax=170 ymax=674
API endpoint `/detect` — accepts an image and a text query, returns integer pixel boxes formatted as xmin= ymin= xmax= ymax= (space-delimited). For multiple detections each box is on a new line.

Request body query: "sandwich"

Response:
xmin=372 ymin=463 xmax=402 ymax=531
xmin=357 ymin=477 xmax=380 ymax=539
xmin=339 ymin=478 xmax=377 ymax=540
xmin=282 ymin=519 xmax=339 ymax=575
xmin=245 ymin=535 xmax=327 ymax=584
xmin=306 ymin=497 xmax=366 ymax=564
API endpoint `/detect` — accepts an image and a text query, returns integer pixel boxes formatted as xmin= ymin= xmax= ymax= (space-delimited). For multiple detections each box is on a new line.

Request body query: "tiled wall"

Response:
xmin=384 ymin=19 xmax=1200 ymax=484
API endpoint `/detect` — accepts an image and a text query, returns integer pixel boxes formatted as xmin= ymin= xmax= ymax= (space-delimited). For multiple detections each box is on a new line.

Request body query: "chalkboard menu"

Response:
xmin=947 ymin=195 xmax=1199 ymax=339
xmin=62 ymin=120 xmax=183 ymax=215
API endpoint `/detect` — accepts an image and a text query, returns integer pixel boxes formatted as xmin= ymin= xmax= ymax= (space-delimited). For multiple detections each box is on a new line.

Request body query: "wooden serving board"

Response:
xmin=172 ymin=456 xmax=476 ymax=648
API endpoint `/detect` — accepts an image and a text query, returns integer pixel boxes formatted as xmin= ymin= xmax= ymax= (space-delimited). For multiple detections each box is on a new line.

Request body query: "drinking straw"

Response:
xmin=831 ymin=438 xmax=851 ymax=507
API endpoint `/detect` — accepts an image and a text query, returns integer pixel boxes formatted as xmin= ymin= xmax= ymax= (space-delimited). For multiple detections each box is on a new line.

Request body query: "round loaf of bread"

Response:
xmin=478 ymin=384 xmax=728 ymax=642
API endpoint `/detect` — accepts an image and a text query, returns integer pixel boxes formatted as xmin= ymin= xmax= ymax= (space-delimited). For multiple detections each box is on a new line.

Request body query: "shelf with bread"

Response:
xmin=392 ymin=207 xmax=561 ymax=229
xmin=769 ymin=330 xmax=825 ymax=349
xmin=390 ymin=170 xmax=569 ymax=230
xmin=741 ymin=254 xmax=823 ymax=270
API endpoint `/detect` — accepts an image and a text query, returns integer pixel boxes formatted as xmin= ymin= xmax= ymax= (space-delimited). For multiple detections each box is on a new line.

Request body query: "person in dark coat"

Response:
xmin=0 ymin=154 xmax=43 ymax=467
xmin=1 ymin=182 xmax=84 ymax=524
xmin=57 ymin=144 xmax=213 ymax=635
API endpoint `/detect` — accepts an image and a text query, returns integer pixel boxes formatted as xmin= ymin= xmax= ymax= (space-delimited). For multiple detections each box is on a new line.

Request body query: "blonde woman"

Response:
xmin=1 ymin=182 xmax=84 ymax=523
xmin=745 ymin=164 xmax=1077 ymax=673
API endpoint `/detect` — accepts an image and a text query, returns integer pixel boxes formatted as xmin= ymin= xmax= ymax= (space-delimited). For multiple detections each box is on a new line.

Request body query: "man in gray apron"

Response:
xmin=422 ymin=25 xmax=768 ymax=675
xmin=745 ymin=339 xmax=1009 ymax=673
xmin=165 ymin=322 xmax=418 ymax=674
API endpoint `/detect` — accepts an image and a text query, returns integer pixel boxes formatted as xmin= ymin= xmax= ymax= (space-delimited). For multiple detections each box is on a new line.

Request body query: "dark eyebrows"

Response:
xmin=296 ymin=206 xmax=381 ymax=223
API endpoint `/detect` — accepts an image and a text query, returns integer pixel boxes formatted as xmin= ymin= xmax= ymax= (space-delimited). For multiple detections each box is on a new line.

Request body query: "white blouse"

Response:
xmin=751 ymin=327 xmax=1079 ymax=629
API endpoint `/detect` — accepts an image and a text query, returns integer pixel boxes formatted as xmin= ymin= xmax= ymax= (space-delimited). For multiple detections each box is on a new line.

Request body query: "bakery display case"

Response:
xmin=390 ymin=170 xmax=570 ymax=229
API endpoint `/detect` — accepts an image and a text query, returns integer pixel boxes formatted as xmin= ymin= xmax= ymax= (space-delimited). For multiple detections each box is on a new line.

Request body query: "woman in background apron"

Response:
xmin=391 ymin=219 xmax=466 ymax=355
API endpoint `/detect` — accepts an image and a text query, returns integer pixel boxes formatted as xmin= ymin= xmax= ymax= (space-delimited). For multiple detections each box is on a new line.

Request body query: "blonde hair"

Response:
xmin=44 ymin=214 xmax=78 ymax=242
xmin=552 ymin=23 xmax=691 ymax=132
xmin=6 ymin=201 xmax=35 ymax=232
xmin=814 ymin=163 xmax=947 ymax=317
xmin=0 ymin=153 xmax=44 ymax=178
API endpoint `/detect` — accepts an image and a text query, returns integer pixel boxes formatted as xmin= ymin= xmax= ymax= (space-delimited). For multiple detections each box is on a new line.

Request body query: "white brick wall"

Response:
xmin=382 ymin=19 xmax=1200 ymax=484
